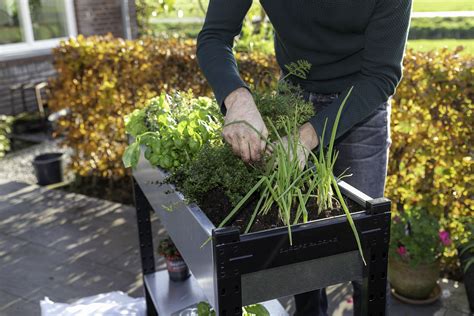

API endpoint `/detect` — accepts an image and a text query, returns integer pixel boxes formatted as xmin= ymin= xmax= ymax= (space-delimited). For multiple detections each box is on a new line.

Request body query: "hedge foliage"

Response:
xmin=409 ymin=17 xmax=474 ymax=40
xmin=48 ymin=35 xmax=278 ymax=178
xmin=388 ymin=47 xmax=473 ymax=257
xmin=0 ymin=115 xmax=13 ymax=158
xmin=49 ymin=36 xmax=472 ymax=259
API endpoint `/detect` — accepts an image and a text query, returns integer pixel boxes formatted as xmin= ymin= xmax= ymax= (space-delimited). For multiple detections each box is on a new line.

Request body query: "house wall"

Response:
xmin=0 ymin=56 xmax=55 ymax=115
xmin=75 ymin=0 xmax=138 ymax=38
xmin=0 ymin=0 xmax=138 ymax=115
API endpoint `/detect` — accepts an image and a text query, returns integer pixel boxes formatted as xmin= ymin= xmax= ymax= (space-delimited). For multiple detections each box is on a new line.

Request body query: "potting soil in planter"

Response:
xmin=196 ymin=188 xmax=363 ymax=234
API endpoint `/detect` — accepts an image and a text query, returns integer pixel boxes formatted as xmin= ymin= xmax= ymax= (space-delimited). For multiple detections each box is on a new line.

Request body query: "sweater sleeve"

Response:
xmin=309 ymin=0 xmax=412 ymax=147
xmin=196 ymin=0 xmax=253 ymax=108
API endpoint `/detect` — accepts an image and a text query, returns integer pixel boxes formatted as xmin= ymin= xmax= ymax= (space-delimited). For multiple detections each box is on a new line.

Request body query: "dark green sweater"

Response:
xmin=197 ymin=0 xmax=412 ymax=145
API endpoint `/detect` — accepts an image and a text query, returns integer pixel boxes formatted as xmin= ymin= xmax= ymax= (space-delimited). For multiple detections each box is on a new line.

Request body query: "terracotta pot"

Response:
xmin=165 ymin=256 xmax=190 ymax=282
xmin=388 ymin=256 xmax=440 ymax=300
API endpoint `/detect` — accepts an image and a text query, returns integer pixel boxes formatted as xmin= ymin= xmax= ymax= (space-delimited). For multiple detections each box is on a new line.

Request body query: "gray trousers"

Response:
xmin=294 ymin=92 xmax=391 ymax=316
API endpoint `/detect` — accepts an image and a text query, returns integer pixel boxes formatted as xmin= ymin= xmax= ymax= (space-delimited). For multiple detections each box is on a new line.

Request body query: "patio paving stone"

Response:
xmin=0 ymin=179 xmax=471 ymax=315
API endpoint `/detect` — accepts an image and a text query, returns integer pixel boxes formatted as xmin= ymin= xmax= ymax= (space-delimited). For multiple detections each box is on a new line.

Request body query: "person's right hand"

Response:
xmin=222 ymin=88 xmax=268 ymax=162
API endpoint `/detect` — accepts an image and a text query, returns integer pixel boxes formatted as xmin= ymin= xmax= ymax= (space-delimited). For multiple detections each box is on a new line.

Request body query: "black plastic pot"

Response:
xmin=165 ymin=257 xmax=190 ymax=282
xmin=32 ymin=153 xmax=63 ymax=186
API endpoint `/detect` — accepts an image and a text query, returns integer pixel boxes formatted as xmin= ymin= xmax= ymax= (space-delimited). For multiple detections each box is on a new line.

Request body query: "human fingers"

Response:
xmin=259 ymin=125 xmax=269 ymax=153
xmin=249 ymin=132 xmax=262 ymax=161
xmin=239 ymin=134 xmax=251 ymax=162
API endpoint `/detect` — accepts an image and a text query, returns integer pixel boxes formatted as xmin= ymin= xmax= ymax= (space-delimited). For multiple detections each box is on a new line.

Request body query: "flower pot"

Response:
xmin=32 ymin=153 xmax=63 ymax=186
xmin=388 ymin=256 xmax=439 ymax=300
xmin=165 ymin=256 xmax=190 ymax=282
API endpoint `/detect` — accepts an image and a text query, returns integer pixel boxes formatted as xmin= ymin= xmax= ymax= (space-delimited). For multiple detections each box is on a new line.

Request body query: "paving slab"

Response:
xmin=0 ymin=181 xmax=167 ymax=315
xmin=0 ymin=290 xmax=39 ymax=316
xmin=0 ymin=179 xmax=471 ymax=316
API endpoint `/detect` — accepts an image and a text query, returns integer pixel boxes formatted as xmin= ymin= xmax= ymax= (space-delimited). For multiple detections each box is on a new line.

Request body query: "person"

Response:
xmin=197 ymin=0 xmax=412 ymax=315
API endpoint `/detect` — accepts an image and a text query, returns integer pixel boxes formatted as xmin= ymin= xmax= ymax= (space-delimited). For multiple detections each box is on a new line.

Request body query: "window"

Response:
xmin=30 ymin=0 xmax=68 ymax=40
xmin=0 ymin=0 xmax=23 ymax=44
xmin=0 ymin=0 xmax=76 ymax=59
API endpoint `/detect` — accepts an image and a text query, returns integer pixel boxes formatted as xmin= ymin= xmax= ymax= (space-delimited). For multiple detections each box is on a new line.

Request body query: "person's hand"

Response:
xmin=267 ymin=122 xmax=319 ymax=169
xmin=223 ymin=88 xmax=268 ymax=162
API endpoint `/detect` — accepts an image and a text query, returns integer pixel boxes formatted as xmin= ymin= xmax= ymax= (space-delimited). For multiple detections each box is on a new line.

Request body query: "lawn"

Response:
xmin=412 ymin=0 xmax=474 ymax=12
xmin=407 ymin=39 xmax=474 ymax=54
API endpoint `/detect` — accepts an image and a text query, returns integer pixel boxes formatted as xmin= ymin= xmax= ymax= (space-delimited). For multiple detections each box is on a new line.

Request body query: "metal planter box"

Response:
xmin=133 ymin=152 xmax=391 ymax=315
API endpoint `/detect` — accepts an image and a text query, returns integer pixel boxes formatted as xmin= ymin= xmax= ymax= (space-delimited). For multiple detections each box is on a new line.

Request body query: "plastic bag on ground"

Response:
xmin=40 ymin=291 xmax=146 ymax=316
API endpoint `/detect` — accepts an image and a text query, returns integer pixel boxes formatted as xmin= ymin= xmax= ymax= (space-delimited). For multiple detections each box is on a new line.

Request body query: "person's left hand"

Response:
xmin=267 ymin=122 xmax=319 ymax=169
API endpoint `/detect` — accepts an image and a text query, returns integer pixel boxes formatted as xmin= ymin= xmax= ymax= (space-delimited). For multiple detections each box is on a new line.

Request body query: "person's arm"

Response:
xmin=197 ymin=0 xmax=268 ymax=162
xmin=307 ymin=0 xmax=412 ymax=148
xmin=197 ymin=0 xmax=253 ymax=107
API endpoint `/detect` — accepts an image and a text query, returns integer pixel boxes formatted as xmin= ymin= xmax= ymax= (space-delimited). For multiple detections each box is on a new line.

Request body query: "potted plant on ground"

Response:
xmin=388 ymin=209 xmax=451 ymax=302
xmin=158 ymin=237 xmax=190 ymax=282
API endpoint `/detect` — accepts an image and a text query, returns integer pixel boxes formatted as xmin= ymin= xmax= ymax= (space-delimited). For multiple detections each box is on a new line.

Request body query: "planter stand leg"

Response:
xmin=361 ymin=198 xmax=391 ymax=316
xmin=133 ymin=179 xmax=158 ymax=316
xmin=213 ymin=227 xmax=243 ymax=316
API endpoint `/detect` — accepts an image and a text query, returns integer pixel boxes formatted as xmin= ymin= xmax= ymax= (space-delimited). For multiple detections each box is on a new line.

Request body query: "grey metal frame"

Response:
xmin=133 ymin=152 xmax=390 ymax=315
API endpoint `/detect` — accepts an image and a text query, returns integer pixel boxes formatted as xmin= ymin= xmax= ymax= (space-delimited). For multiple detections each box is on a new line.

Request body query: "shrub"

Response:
xmin=409 ymin=17 xmax=474 ymax=40
xmin=48 ymin=35 xmax=278 ymax=178
xmin=388 ymin=48 xmax=473 ymax=267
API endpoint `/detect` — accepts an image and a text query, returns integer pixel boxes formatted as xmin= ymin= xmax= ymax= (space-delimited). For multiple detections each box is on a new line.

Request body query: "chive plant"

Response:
xmin=213 ymin=86 xmax=366 ymax=264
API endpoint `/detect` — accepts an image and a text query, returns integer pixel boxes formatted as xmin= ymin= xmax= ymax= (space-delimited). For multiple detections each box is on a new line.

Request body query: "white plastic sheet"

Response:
xmin=40 ymin=291 xmax=146 ymax=316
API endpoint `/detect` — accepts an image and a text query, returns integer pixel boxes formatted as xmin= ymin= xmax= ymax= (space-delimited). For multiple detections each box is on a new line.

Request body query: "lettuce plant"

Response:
xmin=122 ymin=92 xmax=222 ymax=170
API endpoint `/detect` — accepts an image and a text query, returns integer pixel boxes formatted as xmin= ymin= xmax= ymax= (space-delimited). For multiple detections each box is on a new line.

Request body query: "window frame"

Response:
xmin=0 ymin=0 xmax=77 ymax=61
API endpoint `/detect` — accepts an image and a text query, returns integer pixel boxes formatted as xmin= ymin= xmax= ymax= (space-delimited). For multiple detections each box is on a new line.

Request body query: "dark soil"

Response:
xmin=194 ymin=188 xmax=364 ymax=234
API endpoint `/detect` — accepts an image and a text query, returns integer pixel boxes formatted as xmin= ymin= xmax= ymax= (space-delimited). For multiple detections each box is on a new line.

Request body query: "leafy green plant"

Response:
xmin=197 ymin=301 xmax=269 ymax=316
xmin=390 ymin=209 xmax=450 ymax=267
xmin=253 ymin=81 xmax=314 ymax=140
xmin=283 ymin=60 xmax=312 ymax=80
xmin=170 ymin=143 xmax=261 ymax=207
xmin=123 ymin=92 xmax=222 ymax=170
xmin=158 ymin=237 xmax=181 ymax=259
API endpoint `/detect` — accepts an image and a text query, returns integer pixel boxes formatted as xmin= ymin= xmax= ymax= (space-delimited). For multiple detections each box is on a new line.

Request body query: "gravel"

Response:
xmin=0 ymin=140 xmax=72 ymax=184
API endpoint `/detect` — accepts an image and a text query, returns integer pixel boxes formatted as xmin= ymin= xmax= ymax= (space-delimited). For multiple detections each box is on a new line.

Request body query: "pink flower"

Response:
xmin=439 ymin=230 xmax=451 ymax=246
xmin=397 ymin=246 xmax=407 ymax=257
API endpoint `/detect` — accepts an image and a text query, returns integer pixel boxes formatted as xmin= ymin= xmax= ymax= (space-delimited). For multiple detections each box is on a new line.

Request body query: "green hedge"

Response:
xmin=409 ymin=17 xmax=474 ymax=39
xmin=48 ymin=35 xmax=278 ymax=178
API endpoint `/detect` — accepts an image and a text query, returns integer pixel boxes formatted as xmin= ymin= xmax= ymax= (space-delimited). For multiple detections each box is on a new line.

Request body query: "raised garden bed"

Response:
xmin=132 ymin=152 xmax=391 ymax=315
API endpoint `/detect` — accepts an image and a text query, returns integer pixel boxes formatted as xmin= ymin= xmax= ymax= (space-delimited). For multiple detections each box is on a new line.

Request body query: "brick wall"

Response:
xmin=0 ymin=0 xmax=138 ymax=115
xmin=75 ymin=0 xmax=138 ymax=38
xmin=0 ymin=56 xmax=55 ymax=115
